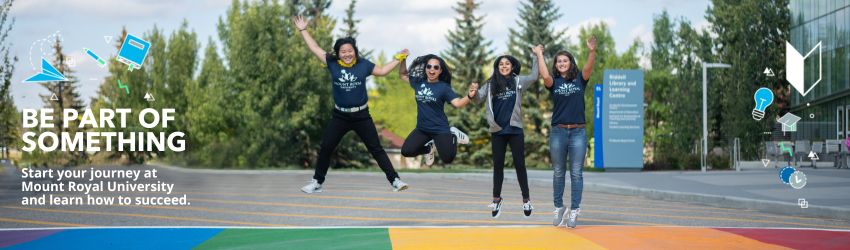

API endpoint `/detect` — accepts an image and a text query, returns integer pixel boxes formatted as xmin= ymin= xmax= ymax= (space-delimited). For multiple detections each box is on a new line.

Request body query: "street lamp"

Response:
xmin=702 ymin=63 xmax=731 ymax=172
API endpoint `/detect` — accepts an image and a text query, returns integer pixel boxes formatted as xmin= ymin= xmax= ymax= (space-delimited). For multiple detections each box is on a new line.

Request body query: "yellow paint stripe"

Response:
xmin=116 ymin=204 xmax=548 ymax=225
xmin=570 ymin=226 xmax=792 ymax=250
xmin=187 ymin=197 xmax=666 ymax=226
xmin=389 ymin=227 xmax=605 ymax=250
xmin=0 ymin=206 xmax=289 ymax=227
xmin=181 ymin=192 xmax=842 ymax=228
xmin=0 ymin=216 xmax=91 ymax=227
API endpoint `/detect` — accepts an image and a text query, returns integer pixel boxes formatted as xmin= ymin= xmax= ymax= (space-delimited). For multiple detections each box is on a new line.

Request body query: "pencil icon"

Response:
xmin=84 ymin=48 xmax=106 ymax=67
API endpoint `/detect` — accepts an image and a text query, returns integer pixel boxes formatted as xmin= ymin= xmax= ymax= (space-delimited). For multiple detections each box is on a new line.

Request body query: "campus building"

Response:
xmin=790 ymin=0 xmax=850 ymax=141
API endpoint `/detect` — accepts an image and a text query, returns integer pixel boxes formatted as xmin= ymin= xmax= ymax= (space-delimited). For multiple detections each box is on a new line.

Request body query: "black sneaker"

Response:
xmin=489 ymin=198 xmax=502 ymax=218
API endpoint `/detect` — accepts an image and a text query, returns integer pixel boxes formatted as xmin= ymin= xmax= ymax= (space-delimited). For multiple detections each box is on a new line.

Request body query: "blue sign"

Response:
xmin=593 ymin=84 xmax=604 ymax=169
xmin=117 ymin=34 xmax=151 ymax=71
xmin=601 ymin=70 xmax=644 ymax=169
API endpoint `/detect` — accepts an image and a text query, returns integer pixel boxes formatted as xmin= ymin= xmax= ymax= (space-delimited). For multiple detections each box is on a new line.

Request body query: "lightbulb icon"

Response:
xmin=752 ymin=87 xmax=774 ymax=121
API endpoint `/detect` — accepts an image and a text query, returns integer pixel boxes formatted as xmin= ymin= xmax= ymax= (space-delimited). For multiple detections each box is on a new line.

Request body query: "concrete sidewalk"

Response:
xmin=499 ymin=165 xmax=850 ymax=221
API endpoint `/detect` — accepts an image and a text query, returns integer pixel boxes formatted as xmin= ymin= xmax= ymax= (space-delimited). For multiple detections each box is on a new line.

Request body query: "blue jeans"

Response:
xmin=550 ymin=126 xmax=586 ymax=209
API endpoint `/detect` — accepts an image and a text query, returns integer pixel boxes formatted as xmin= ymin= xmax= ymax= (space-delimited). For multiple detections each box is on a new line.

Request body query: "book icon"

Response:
xmin=785 ymin=41 xmax=821 ymax=96
xmin=23 ymin=58 xmax=67 ymax=83
xmin=117 ymin=34 xmax=151 ymax=71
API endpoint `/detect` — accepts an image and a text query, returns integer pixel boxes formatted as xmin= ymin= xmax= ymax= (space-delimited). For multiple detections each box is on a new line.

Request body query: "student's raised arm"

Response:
xmin=532 ymin=45 xmax=553 ymax=88
xmin=294 ymin=15 xmax=327 ymax=64
xmin=582 ymin=37 xmax=597 ymax=82
xmin=399 ymin=57 xmax=410 ymax=83
xmin=450 ymin=82 xmax=479 ymax=108
xmin=373 ymin=49 xmax=409 ymax=76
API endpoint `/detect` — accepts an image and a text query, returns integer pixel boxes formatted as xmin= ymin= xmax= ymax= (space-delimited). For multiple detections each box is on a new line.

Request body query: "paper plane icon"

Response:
xmin=24 ymin=58 xmax=67 ymax=83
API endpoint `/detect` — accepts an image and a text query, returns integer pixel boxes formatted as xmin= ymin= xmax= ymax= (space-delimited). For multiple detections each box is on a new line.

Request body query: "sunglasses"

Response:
xmin=426 ymin=64 xmax=441 ymax=70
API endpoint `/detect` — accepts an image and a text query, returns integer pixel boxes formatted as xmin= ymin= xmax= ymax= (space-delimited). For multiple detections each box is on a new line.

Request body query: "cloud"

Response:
xmin=564 ymin=17 xmax=618 ymax=44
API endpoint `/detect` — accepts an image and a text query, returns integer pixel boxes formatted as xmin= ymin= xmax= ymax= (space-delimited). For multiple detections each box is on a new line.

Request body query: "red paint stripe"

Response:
xmin=717 ymin=228 xmax=850 ymax=250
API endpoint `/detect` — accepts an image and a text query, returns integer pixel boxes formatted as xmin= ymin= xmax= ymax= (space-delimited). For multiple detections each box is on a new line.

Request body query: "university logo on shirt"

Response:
xmin=334 ymin=69 xmax=361 ymax=91
xmin=554 ymin=82 xmax=580 ymax=96
xmin=495 ymin=88 xmax=516 ymax=101
xmin=416 ymin=84 xmax=437 ymax=103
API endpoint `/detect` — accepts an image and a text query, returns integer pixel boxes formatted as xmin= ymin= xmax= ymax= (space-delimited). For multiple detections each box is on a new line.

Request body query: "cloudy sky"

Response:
xmin=7 ymin=0 xmax=710 ymax=110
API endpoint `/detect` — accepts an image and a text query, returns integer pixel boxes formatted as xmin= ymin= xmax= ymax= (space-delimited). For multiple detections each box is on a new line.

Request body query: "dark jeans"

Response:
xmin=400 ymin=129 xmax=456 ymax=164
xmin=313 ymin=108 xmax=399 ymax=184
xmin=492 ymin=132 xmax=530 ymax=200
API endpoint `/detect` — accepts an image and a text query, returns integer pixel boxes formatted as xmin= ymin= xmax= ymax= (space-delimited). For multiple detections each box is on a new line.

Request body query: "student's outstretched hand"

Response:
xmin=587 ymin=36 xmax=597 ymax=52
xmin=468 ymin=82 xmax=479 ymax=98
xmin=294 ymin=15 xmax=308 ymax=31
xmin=532 ymin=44 xmax=544 ymax=55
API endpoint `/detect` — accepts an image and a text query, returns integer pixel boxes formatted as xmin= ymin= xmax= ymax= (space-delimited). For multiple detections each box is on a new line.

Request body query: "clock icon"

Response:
xmin=790 ymin=171 xmax=807 ymax=189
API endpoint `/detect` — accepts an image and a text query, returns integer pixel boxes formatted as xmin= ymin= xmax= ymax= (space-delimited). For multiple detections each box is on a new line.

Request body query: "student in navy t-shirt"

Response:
xmin=293 ymin=16 xmax=411 ymax=194
xmin=542 ymin=36 xmax=598 ymax=228
xmin=472 ymin=45 xmax=547 ymax=218
xmin=398 ymin=54 xmax=479 ymax=166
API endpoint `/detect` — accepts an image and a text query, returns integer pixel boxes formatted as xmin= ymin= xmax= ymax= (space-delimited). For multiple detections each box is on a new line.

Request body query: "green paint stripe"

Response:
xmin=193 ymin=228 xmax=392 ymax=250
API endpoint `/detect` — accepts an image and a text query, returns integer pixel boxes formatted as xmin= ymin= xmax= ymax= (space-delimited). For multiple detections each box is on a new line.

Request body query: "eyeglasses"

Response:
xmin=426 ymin=64 xmax=441 ymax=70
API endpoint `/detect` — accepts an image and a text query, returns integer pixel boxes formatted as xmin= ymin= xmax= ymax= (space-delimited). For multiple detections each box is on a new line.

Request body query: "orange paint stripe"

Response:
xmin=389 ymin=226 xmax=605 ymax=250
xmin=570 ymin=226 xmax=793 ymax=250
xmin=0 ymin=216 xmax=91 ymax=227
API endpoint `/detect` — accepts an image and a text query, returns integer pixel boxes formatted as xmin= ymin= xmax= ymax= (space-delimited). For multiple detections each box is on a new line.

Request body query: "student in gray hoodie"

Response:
xmin=473 ymin=45 xmax=547 ymax=218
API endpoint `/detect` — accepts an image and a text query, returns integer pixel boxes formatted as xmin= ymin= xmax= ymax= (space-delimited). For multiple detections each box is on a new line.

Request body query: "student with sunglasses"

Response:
xmin=473 ymin=45 xmax=546 ymax=218
xmin=398 ymin=54 xmax=477 ymax=166
xmin=294 ymin=16 xmax=410 ymax=194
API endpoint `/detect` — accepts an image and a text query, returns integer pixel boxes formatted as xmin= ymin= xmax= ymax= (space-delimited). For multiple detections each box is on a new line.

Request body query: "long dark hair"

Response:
xmin=552 ymin=51 xmax=578 ymax=81
xmin=487 ymin=55 xmax=521 ymax=96
xmin=331 ymin=37 xmax=360 ymax=60
xmin=408 ymin=54 xmax=452 ymax=84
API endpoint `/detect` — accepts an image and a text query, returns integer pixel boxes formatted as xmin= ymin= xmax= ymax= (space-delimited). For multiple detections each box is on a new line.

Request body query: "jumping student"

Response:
xmin=398 ymin=54 xmax=477 ymax=166
xmin=294 ymin=15 xmax=409 ymax=193
xmin=474 ymin=45 xmax=547 ymax=218
xmin=543 ymin=37 xmax=597 ymax=228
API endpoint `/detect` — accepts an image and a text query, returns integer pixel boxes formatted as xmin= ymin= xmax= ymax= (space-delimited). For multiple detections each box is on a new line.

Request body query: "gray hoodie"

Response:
xmin=473 ymin=57 xmax=539 ymax=133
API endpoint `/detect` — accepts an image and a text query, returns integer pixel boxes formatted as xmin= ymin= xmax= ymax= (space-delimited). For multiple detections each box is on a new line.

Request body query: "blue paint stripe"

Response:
xmin=4 ymin=228 xmax=223 ymax=250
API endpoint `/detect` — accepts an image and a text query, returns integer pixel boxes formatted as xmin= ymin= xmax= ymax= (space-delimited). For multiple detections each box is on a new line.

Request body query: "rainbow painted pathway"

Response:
xmin=2 ymin=226 xmax=849 ymax=249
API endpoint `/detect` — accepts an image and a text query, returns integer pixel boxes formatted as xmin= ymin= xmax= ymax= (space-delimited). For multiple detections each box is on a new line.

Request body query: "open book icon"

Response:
xmin=785 ymin=41 xmax=821 ymax=96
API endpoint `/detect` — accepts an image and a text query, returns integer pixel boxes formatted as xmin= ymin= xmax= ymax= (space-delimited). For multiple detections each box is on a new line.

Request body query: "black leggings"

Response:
xmin=313 ymin=109 xmax=399 ymax=184
xmin=400 ymin=129 xmax=456 ymax=164
xmin=492 ymin=133 xmax=529 ymax=200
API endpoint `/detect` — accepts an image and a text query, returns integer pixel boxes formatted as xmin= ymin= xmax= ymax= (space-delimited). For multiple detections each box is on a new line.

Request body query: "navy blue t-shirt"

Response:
xmin=411 ymin=77 xmax=459 ymax=134
xmin=548 ymin=72 xmax=588 ymax=126
xmin=326 ymin=54 xmax=375 ymax=108
xmin=491 ymin=81 xmax=522 ymax=135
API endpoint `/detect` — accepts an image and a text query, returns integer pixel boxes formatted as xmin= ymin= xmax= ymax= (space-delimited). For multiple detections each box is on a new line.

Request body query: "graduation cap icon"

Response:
xmin=777 ymin=113 xmax=801 ymax=132
xmin=23 ymin=58 xmax=67 ymax=83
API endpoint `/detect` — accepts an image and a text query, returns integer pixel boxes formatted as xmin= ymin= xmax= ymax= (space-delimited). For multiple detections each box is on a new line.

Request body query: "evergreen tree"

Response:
xmin=506 ymin=0 xmax=572 ymax=166
xmin=442 ymin=0 xmax=493 ymax=165
xmin=0 ymin=0 xmax=16 ymax=160
xmin=36 ymin=38 xmax=87 ymax=165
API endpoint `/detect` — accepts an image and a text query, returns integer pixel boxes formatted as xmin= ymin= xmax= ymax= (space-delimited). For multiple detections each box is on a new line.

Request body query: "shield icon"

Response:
xmin=785 ymin=41 xmax=821 ymax=96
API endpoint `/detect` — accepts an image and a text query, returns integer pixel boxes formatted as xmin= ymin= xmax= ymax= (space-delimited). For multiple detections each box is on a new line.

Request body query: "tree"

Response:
xmin=340 ymin=0 xmax=360 ymax=39
xmin=506 ymin=0 xmax=572 ymax=167
xmin=31 ymin=37 xmax=87 ymax=166
xmin=707 ymin=0 xmax=789 ymax=158
xmin=0 ymin=0 xmax=16 ymax=160
xmin=442 ymin=0 xmax=493 ymax=165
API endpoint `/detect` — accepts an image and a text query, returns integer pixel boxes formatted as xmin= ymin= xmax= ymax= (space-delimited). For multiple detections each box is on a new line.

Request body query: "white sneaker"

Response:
xmin=489 ymin=199 xmax=502 ymax=218
xmin=522 ymin=201 xmax=533 ymax=217
xmin=450 ymin=127 xmax=469 ymax=144
xmin=566 ymin=208 xmax=581 ymax=228
xmin=553 ymin=207 xmax=566 ymax=226
xmin=300 ymin=179 xmax=322 ymax=193
xmin=392 ymin=177 xmax=409 ymax=192
xmin=424 ymin=140 xmax=436 ymax=166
